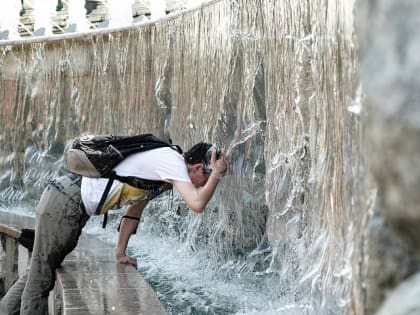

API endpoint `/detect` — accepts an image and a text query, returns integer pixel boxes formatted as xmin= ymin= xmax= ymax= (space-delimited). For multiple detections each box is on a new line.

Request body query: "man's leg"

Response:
xmin=0 ymin=271 xmax=28 ymax=315
xmin=20 ymin=176 xmax=88 ymax=315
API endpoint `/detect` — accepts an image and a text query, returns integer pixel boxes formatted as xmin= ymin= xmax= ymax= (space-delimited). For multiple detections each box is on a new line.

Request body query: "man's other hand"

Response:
xmin=117 ymin=254 xmax=138 ymax=269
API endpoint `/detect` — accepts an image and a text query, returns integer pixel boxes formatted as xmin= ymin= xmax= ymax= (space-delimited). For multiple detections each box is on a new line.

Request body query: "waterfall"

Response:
xmin=0 ymin=0 xmax=371 ymax=314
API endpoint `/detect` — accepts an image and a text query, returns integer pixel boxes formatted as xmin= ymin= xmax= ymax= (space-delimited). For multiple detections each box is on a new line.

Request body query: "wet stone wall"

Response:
xmin=0 ymin=1 xmax=372 ymax=314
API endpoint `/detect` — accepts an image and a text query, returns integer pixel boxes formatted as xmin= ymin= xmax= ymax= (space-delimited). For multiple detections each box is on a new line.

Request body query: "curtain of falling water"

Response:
xmin=259 ymin=1 xmax=372 ymax=313
xmin=0 ymin=0 xmax=372 ymax=314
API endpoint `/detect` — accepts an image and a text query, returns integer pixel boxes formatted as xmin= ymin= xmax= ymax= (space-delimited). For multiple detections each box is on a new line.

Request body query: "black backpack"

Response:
xmin=66 ymin=133 xmax=182 ymax=220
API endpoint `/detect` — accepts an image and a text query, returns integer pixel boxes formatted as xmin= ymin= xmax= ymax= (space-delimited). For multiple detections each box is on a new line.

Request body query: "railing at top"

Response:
xmin=0 ymin=0 xmax=209 ymax=41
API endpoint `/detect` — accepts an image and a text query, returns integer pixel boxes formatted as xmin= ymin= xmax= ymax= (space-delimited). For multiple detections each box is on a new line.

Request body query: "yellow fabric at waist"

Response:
xmin=98 ymin=183 xmax=150 ymax=215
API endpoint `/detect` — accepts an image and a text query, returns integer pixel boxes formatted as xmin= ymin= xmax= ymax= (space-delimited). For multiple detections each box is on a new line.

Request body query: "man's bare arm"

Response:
xmin=173 ymin=150 xmax=228 ymax=213
xmin=116 ymin=200 xmax=148 ymax=268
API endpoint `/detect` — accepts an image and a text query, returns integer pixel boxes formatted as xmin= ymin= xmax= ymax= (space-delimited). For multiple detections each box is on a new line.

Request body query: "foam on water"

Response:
xmin=85 ymin=212 xmax=288 ymax=314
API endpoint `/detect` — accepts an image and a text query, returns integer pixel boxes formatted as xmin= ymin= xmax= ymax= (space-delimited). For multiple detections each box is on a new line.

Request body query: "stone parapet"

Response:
xmin=0 ymin=211 xmax=34 ymax=296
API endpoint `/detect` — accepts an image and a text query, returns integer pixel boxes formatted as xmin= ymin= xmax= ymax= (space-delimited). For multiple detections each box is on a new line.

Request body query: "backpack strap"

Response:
xmin=102 ymin=212 xmax=108 ymax=229
xmin=95 ymin=172 xmax=116 ymax=228
xmin=95 ymin=174 xmax=116 ymax=216
xmin=113 ymin=174 xmax=166 ymax=191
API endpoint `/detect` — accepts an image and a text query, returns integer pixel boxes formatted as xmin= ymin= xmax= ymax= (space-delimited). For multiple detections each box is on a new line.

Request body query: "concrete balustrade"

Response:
xmin=0 ymin=211 xmax=166 ymax=314
xmin=0 ymin=211 xmax=34 ymax=295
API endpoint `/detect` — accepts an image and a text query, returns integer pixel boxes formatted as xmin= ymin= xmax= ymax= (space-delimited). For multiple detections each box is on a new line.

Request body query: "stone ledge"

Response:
xmin=54 ymin=234 xmax=167 ymax=315
xmin=0 ymin=210 xmax=34 ymax=295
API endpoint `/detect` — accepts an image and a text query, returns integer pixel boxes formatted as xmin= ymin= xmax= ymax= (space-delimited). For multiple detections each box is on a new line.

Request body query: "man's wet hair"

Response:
xmin=184 ymin=142 xmax=212 ymax=164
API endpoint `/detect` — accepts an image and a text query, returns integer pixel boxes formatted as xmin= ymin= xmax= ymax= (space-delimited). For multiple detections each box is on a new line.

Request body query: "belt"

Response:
xmin=68 ymin=172 xmax=82 ymax=187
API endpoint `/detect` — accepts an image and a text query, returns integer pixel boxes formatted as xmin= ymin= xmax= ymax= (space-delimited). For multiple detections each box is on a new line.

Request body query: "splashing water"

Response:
xmin=85 ymin=211 xmax=277 ymax=315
